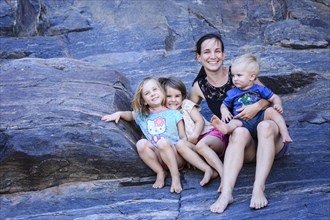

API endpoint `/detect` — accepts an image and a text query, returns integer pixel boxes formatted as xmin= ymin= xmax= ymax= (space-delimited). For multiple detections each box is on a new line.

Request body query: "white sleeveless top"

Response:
xmin=180 ymin=99 xmax=213 ymax=138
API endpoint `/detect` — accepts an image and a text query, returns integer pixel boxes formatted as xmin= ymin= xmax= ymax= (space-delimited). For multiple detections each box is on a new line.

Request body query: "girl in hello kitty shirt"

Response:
xmin=102 ymin=77 xmax=186 ymax=193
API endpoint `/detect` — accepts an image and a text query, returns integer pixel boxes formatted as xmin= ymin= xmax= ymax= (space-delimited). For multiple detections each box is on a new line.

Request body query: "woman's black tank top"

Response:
xmin=197 ymin=68 xmax=234 ymax=118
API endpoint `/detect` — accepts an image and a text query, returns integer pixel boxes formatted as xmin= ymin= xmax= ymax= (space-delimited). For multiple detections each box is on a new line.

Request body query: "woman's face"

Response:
xmin=197 ymin=38 xmax=225 ymax=72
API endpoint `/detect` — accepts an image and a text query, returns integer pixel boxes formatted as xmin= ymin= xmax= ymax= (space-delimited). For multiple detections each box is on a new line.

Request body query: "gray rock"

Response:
xmin=0 ymin=58 xmax=151 ymax=193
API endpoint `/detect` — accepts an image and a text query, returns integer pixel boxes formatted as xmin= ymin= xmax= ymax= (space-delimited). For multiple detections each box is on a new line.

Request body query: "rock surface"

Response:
xmin=0 ymin=0 xmax=329 ymax=219
xmin=0 ymin=58 xmax=149 ymax=193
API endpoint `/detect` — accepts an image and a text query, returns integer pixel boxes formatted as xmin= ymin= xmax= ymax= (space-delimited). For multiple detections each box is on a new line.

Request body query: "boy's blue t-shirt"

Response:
xmin=223 ymin=84 xmax=273 ymax=116
xmin=135 ymin=109 xmax=183 ymax=146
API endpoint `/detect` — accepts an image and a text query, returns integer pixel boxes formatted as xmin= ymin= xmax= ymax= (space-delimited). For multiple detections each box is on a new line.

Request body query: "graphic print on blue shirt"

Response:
xmin=147 ymin=117 xmax=166 ymax=144
xmin=237 ymin=91 xmax=261 ymax=107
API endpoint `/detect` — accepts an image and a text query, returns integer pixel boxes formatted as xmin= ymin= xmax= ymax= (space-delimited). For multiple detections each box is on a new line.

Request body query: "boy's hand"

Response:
xmin=273 ymin=104 xmax=283 ymax=114
xmin=221 ymin=111 xmax=233 ymax=123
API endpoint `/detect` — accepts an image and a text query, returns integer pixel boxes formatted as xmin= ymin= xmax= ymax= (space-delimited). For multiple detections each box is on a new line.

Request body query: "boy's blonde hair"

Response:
xmin=231 ymin=53 xmax=260 ymax=77
xmin=132 ymin=77 xmax=166 ymax=118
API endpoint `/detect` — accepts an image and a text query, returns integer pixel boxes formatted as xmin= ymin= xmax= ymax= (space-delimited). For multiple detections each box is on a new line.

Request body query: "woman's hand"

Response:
xmin=234 ymin=102 xmax=261 ymax=120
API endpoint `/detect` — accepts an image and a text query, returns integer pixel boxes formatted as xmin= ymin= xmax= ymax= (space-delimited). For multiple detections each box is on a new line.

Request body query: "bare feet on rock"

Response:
xmin=210 ymin=192 xmax=234 ymax=213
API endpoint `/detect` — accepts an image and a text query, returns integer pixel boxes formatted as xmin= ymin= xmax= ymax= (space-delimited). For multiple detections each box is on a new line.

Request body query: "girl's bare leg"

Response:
xmin=250 ymin=120 xmax=282 ymax=209
xmin=136 ymin=139 xmax=166 ymax=189
xmin=210 ymin=127 xmax=256 ymax=213
xmin=176 ymin=140 xmax=217 ymax=186
xmin=196 ymin=136 xmax=225 ymax=192
xmin=157 ymin=139 xmax=182 ymax=194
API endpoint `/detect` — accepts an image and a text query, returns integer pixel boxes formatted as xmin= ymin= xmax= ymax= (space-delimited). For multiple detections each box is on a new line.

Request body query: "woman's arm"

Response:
xmin=234 ymin=99 xmax=270 ymax=120
xmin=234 ymin=79 xmax=271 ymax=120
xmin=101 ymin=111 xmax=135 ymax=123
xmin=189 ymin=82 xmax=204 ymax=105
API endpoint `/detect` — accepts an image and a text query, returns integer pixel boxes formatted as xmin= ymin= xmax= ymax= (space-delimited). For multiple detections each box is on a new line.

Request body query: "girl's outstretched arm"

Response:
xmin=101 ymin=111 xmax=134 ymax=123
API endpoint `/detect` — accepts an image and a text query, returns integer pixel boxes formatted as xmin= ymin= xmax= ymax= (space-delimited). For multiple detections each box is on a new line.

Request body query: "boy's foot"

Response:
xmin=153 ymin=171 xmax=166 ymax=189
xmin=200 ymin=167 xmax=218 ymax=186
xmin=211 ymin=115 xmax=229 ymax=134
xmin=282 ymin=133 xmax=293 ymax=144
xmin=249 ymin=185 xmax=268 ymax=209
xmin=210 ymin=192 xmax=234 ymax=213
xmin=170 ymin=174 xmax=182 ymax=194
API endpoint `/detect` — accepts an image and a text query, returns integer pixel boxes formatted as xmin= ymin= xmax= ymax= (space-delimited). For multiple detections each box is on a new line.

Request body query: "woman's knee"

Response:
xmin=230 ymin=127 xmax=250 ymax=144
xmin=257 ymin=120 xmax=278 ymax=138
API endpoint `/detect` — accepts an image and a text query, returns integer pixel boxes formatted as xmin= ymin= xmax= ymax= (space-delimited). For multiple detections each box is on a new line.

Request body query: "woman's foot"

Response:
xmin=153 ymin=171 xmax=166 ymax=189
xmin=211 ymin=115 xmax=229 ymax=134
xmin=249 ymin=185 xmax=268 ymax=209
xmin=170 ymin=174 xmax=182 ymax=194
xmin=210 ymin=192 xmax=234 ymax=213
xmin=200 ymin=167 xmax=218 ymax=186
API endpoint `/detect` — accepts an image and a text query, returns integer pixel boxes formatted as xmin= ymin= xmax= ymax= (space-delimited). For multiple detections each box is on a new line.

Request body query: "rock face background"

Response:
xmin=0 ymin=0 xmax=329 ymax=219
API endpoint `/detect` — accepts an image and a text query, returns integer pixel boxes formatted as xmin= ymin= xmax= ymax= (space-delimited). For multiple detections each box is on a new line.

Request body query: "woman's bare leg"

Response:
xmin=210 ymin=127 xmax=256 ymax=213
xmin=136 ymin=139 xmax=166 ymax=189
xmin=157 ymin=139 xmax=182 ymax=194
xmin=176 ymin=140 xmax=217 ymax=186
xmin=250 ymin=120 xmax=282 ymax=209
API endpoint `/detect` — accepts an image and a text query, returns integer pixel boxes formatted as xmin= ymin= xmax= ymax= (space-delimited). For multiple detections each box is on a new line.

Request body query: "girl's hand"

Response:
xmin=273 ymin=104 xmax=283 ymax=114
xmin=188 ymin=135 xmax=199 ymax=145
xmin=101 ymin=112 xmax=121 ymax=123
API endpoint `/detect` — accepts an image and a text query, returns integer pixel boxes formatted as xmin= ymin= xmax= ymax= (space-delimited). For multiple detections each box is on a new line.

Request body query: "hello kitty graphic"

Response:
xmin=147 ymin=117 xmax=166 ymax=144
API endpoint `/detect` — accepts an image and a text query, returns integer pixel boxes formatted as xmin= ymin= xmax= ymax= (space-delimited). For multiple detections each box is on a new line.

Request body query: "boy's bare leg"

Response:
xmin=136 ymin=139 xmax=167 ymax=189
xmin=211 ymin=115 xmax=243 ymax=135
xmin=264 ymin=108 xmax=293 ymax=144
xmin=157 ymin=139 xmax=182 ymax=194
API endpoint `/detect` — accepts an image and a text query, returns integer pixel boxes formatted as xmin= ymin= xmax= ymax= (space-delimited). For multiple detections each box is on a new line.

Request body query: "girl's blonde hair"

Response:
xmin=132 ymin=77 xmax=166 ymax=118
xmin=231 ymin=53 xmax=260 ymax=77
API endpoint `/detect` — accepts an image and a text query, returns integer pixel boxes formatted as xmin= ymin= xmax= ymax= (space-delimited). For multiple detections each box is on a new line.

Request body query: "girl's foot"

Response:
xmin=249 ymin=185 xmax=268 ymax=209
xmin=200 ymin=167 xmax=218 ymax=186
xmin=170 ymin=174 xmax=182 ymax=194
xmin=210 ymin=192 xmax=234 ymax=213
xmin=153 ymin=171 xmax=166 ymax=189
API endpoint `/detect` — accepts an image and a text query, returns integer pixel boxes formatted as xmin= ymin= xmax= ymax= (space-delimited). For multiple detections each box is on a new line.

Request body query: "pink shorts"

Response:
xmin=199 ymin=128 xmax=228 ymax=158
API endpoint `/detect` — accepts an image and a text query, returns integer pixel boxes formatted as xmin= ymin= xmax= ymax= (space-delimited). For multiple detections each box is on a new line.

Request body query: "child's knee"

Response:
xmin=136 ymin=139 xmax=151 ymax=152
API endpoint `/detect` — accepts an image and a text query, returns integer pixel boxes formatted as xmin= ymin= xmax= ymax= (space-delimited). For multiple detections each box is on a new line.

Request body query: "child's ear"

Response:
xmin=250 ymin=72 xmax=257 ymax=81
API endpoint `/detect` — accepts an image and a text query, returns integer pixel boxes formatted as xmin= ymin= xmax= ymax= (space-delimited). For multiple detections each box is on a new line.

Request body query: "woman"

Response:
xmin=189 ymin=33 xmax=287 ymax=213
